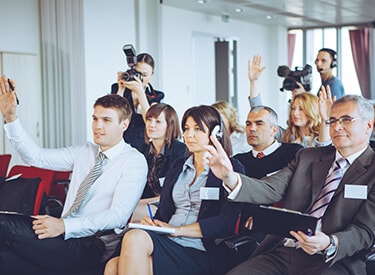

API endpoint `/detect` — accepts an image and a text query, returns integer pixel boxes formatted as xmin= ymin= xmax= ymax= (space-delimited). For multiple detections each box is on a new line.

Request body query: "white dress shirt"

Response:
xmin=4 ymin=119 xmax=148 ymax=239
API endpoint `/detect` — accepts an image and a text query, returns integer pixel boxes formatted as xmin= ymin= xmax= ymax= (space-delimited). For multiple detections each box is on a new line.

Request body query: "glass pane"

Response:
xmin=289 ymin=29 xmax=303 ymax=69
xmin=340 ymin=28 xmax=361 ymax=95
xmin=323 ymin=28 xmax=337 ymax=52
xmin=306 ymin=29 xmax=322 ymax=94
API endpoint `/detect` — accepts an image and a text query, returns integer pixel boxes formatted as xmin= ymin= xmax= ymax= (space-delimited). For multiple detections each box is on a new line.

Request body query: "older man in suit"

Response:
xmin=204 ymin=94 xmax=375 ymax=275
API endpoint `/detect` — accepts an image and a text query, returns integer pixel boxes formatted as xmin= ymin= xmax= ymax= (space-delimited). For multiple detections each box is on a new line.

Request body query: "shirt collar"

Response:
xmin=335 ymin=146 xmax=368 ymax=165
xmin=183 ymin=155 xmax=209 ymax=173
xmin=252 ymin=140 xmax=281 ymax=158
xmin=148 ymin=142 xmax=165 ymax=156
xmin=99 ymin=139 xmax=127 ymax=160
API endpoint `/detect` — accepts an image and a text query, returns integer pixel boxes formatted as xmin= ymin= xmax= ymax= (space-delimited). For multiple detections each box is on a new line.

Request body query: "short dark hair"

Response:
xmin=181 ymin=105 xmax=232 ymax=156
xmin=318 ymin=48 xmax=337 ymax=67
xmin=94 ymin=94 xmax=132 ymax=123
xmin=145 ymin=103 xmax=181 ymax=147
xmin=318 ymin=48 xmax=337 ymax=59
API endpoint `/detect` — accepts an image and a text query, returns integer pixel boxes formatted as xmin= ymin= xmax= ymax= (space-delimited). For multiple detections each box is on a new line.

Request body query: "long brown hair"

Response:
xmin=144 ymin=103 xmax=181 ymax=148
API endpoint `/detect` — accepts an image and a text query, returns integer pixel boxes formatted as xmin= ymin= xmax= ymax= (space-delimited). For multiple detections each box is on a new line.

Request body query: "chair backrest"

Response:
xmin=50 ymin=170 xmax=71 ymax=204
xmin=7 ymin=165 xmax=56 ymax=215
xmin=0 ymin=154 xmax=12 ymax=177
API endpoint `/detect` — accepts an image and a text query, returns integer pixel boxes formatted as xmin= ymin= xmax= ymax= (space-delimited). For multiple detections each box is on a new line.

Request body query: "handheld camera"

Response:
xmin=121 ymin=44 xmax=143 ymax=82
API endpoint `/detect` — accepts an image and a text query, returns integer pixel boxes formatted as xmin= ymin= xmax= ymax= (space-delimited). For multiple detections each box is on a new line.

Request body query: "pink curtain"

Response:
xmin=349 ymin=28 xmax=371 ymax=98
xmin=288 ymin=33 xmax=296 ymax=68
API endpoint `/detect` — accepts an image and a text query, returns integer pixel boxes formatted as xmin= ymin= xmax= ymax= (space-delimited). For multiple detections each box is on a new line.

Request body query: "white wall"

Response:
xmin=83 ymin=0 xmax=137 ymax=140
xmin=1 ymin=0 xmax=290 ymax=150
xmin=0 ymin=0 xmax=40 ymax=54
xmin=159 ymin=6 xmax=289 ymax=127
xmin=0 ymin=0 xmax=42 ymax=170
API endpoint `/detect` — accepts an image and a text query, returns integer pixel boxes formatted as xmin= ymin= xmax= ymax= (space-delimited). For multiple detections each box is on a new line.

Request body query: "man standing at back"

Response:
xmin=205 ymin=94 xmax=375 ymax=275
xmin=315 ymin=48 xmax=345 ymax=99
xmin=0 ymin=75 xmax=147 ymax=273
xmin=294 ymin=48 xmax=345 ymax=99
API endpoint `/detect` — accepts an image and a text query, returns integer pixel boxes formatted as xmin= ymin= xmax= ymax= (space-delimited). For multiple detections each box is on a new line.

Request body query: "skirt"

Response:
xmin=147 ymin=230 xmax=211 ymax=275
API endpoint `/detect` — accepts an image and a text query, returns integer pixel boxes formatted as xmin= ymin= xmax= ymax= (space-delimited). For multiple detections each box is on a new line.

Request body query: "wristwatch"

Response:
xmin=323 ymin=235 xmax=337 ymax=262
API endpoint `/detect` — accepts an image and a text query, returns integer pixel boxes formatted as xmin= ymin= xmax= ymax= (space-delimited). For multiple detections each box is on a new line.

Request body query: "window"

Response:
xmin=288 ymin=26 xmax=361 ymax=96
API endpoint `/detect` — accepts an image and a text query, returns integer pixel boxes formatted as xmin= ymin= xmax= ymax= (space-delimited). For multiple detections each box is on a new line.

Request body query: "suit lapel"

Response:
xmin=334 ymin=146 xmax=374 ymax=195
xmin=309 ymin=154 xmax=335 ymax=209
xmin=198 ymin=171 xmax=220 ymax=218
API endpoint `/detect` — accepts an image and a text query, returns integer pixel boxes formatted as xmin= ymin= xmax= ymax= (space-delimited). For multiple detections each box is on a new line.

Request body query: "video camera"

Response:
xmin=121 ymin=44 xmax=143 ymax=82
xmin=277 ymin=65 xmax=312 ymax=92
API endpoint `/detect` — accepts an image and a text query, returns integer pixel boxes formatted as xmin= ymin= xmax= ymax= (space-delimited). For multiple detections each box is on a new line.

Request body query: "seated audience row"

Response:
xmin=1 ymin=62 xmax=373 ymax=275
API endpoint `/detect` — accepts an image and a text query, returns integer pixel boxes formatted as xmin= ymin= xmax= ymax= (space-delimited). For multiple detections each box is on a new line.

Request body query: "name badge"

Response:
xmin=344 ymin=185 xmax=367 ymax=200
xmin=200 ymin=187 xmax=220 ymax=200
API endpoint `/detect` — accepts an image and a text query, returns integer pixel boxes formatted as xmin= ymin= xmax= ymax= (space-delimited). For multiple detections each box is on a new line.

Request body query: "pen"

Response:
xmin=147 ymin=203 xmax=154 ymax=222
xmin=8 ymin=78 xmax=19 ymax=105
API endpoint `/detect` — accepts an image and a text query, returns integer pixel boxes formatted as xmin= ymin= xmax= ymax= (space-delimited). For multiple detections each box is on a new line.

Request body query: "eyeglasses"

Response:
xmin=325 ymin=116 xmax=361 ymax=126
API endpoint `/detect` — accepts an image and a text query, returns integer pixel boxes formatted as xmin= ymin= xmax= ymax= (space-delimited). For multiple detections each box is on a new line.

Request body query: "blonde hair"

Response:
xmin=283 ymin=92 xmax=321 ymax=146
xmin=212 ymin=101 xmax=245 ymax=134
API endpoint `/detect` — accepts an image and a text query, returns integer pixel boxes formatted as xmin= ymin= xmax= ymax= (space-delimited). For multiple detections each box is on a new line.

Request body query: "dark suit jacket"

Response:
xmin=111 ymin=83 xmax=164 ymax=150
xmin=233 ymin=145 xmax=375 ymax=274
xmin=140 ymin=140 xmax=187 ymax=198
xmin=154 ymin=157 xmax=245 ymax=274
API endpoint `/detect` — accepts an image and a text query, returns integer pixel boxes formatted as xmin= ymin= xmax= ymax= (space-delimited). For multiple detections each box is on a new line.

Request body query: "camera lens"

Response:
xmin=283 ymin=77 xmax=298 ymax=91
xmin=121 ymin=72 xmax=132 ymax=81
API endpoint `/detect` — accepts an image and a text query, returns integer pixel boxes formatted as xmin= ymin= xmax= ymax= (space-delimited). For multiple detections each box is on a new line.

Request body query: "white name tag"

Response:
xmin=200 ymin=187 xmax=220 ymax=200
xmin=344 ymin=185 xmax=367 ymax=200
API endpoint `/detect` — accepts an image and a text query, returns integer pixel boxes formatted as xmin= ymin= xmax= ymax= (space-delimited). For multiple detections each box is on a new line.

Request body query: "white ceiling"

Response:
xmin=161 ymin=0 xmax=375 ymax=29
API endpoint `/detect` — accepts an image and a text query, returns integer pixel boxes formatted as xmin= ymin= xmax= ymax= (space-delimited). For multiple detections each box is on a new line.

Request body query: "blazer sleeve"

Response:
xmin=199 ymin=158 xmax=245 ymax=239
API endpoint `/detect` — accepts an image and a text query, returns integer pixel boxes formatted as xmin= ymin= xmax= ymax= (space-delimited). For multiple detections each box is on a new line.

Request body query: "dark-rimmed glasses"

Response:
xmin=325 ymin=116 xmax=361 ymax=126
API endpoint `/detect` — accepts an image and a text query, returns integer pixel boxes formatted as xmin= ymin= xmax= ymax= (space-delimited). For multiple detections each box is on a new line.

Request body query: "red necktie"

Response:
xmin=257 ymin=152 xmax=265 ymax=159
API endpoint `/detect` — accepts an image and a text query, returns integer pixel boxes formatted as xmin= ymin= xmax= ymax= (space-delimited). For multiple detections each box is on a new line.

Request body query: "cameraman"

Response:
xmin=111 ymin=53 xmax=164 ymax=150
xmin=294 ymin=48 xmax=345 ymax=99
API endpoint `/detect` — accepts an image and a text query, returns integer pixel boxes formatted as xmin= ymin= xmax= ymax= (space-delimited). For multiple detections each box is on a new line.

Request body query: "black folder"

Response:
xmin=251 ymin=205 xmax=318 ymax=239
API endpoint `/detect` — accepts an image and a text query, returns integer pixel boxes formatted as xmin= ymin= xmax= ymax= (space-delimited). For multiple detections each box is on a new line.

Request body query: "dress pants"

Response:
xmin=0 ymin=214 xmax=103 ymax=274
xmin=226 ymin=245 xmax=356 ymax=275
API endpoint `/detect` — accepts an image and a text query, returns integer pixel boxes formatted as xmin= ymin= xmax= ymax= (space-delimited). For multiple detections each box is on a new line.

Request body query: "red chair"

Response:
xmin=0 ymin=154 xmax=12 ymax=177
xmin=7 ymin=165 xmax=56 ymax=215
xmin=49 ymin=171 xmax=71 ymax=204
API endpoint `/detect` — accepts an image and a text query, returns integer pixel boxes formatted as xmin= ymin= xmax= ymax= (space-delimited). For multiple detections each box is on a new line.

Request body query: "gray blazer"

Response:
xmin=233 ymin=145 xmax=375 ymax=274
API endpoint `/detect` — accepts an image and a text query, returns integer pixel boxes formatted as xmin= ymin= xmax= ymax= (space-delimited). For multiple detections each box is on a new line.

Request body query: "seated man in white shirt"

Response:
xmin=0 ymin=75 xmax=148 ymax=274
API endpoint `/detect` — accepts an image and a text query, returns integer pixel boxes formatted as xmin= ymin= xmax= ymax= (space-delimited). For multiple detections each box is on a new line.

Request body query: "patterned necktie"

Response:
xmin=257 ymin=152 xmax=265 ymax=159
xmin=147 ymin=153 xmax=164 ymax=195
xmin=309 ymin=158 xmax=349 ymax=220
xmin=62 ymin=152 xmax=106 ymax=218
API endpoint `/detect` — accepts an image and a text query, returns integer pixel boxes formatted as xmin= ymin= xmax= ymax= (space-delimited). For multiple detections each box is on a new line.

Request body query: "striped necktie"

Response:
xmin=256 ymin=152 xmax=265 ymax=159
xmin=62 ymin=152 xmax=106 ymax=218
xmin=309 ymin=158 xmax=349 ymax=220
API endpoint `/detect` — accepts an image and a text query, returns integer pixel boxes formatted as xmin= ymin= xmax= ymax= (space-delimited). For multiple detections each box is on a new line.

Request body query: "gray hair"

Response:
xmin=250 ymin=105 xmax=278 ymax=128
xmin=332 ymin=95 xmax=374 ymax=121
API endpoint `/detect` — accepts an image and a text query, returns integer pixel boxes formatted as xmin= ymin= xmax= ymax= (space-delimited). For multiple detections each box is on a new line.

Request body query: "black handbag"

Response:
xmin=0 ymin=176 xmax=41 ymax=215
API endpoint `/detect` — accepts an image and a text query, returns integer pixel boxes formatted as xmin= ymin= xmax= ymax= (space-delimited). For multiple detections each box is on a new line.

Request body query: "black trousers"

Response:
xmin=226 ymin=245 xmax=359 ymax=275
xmin=0 ymin=214 xmax=104 ymax=274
